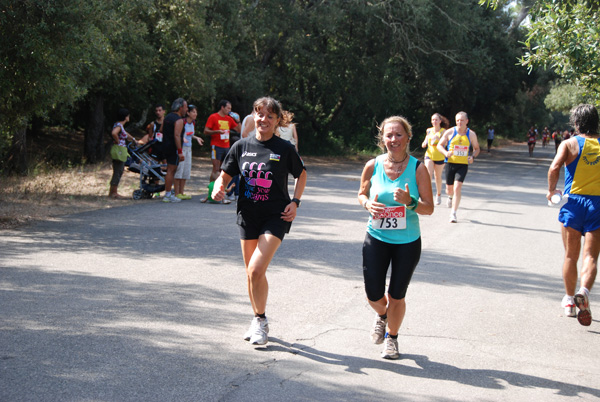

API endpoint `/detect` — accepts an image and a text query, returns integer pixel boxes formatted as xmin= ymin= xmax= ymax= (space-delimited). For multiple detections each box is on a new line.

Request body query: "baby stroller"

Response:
xmin=127 ymin=141 xmax=166 ymax=200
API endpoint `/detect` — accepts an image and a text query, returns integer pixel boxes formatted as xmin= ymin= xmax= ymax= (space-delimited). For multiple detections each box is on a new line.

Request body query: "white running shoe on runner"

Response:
xmin=435 ymin=195 xmax=442 ymax=205
xmin=249 ymin=317 xmax=269 ymax=345
xmin=561 ymin=295 xmax=576 ymax=317
xmin=446 ymin=197 xmax=453 ymax=208
xmin=449 ymin=212 xmax=457 ymax=223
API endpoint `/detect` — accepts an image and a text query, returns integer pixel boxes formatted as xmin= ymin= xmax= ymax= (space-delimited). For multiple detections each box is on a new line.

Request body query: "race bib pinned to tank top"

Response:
xmin=453 ymin=145 xmax=469 ymax=157
xmin=372 ymin=206 xmax=406 ymax=230
xmin=156 ymin=132 xmax=163 ymax=142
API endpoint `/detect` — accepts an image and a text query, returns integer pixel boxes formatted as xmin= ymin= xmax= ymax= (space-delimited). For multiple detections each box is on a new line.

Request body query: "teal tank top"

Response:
xmin=366 ymin=154 xmax=421 ymax=244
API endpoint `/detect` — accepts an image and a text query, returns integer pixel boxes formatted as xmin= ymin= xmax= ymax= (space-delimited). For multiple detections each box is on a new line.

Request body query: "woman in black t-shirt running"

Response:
xmin=212 ymin=97 xmax=307 ymax=346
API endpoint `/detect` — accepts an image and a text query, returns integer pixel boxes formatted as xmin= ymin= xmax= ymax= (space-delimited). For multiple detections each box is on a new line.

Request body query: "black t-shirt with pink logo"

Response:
xmin=222 ymin=135 xmax=305 ymax=215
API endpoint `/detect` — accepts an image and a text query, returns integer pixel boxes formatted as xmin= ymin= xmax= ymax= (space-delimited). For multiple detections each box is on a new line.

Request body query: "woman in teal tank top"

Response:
xmin=358 ymin=116 xmax=434 ymax=359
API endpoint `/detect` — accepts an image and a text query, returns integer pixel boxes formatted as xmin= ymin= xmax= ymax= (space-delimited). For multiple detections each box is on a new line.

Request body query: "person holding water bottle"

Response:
xmin=358 ymin=115 xmax=433 ymax=359
xmin=437 ymin=111 xmax=480 ymax=223
xmin=547 ymin=104 xmax=600 ymax=326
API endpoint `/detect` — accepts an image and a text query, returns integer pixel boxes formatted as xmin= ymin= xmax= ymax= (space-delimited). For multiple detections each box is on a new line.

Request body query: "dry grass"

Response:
xmin=0 ymin=127 xmax=160 ymax=229
xmin=0 ymin=161 xmax=140 ymax=229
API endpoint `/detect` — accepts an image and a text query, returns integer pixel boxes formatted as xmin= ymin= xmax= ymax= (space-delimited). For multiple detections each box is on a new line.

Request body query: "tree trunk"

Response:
xmin=84 ymin=94 xmax=105 ymax=164
xmin=508 ymin=0 xmax=534 ymax=34
xmin=9 ymin=123 xmax=28 ymax=175
xmin=131 ymin=106 xmax=149 ymax=131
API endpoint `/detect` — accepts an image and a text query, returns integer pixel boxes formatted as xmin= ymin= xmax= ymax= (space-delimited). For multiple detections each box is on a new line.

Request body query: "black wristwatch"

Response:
xmin=292 ymin=198 xmax=301 ymax=207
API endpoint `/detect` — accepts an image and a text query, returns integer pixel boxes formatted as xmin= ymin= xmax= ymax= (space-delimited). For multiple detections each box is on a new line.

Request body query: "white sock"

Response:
xmin=578 ymin=287 xmax=590 ymax=296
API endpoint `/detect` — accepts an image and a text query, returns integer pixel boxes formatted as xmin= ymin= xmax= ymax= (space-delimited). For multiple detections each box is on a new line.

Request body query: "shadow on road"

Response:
xmin=280 ymin=341 xmax=600 ymax=399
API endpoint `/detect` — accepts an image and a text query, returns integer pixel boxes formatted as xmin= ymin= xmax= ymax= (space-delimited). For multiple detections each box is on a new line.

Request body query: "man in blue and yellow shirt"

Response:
xmin=548 ymin=104 xmax=600 ymax=327
xmin=437 ymin=111 xmax=480 ymax=223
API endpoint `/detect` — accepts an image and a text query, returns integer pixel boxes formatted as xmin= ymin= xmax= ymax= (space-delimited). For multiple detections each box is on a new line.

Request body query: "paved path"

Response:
xmin=1 ymin=142 xmax=599 ymax=401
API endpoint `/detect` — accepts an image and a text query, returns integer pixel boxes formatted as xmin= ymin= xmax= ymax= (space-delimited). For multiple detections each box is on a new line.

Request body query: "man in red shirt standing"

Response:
xmin=204 ymin=99 xmax=240 ymax=182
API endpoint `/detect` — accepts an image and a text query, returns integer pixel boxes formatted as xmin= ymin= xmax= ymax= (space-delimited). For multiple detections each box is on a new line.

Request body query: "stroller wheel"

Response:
xmin=143 ymin=191 xmax=154 ymax=199
xmin=132 ymin=189 xmax=143 ymax=200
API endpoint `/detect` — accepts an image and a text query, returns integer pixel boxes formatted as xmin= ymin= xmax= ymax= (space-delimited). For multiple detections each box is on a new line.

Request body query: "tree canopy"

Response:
xmin=481 ymin=0 xmax=600 ymax=105
xmin=0 ymin=0 xmax=573 ymax=173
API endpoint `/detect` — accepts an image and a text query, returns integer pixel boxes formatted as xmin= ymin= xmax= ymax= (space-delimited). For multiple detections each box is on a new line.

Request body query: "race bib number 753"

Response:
xmin=372 ymin=206 xmax=406 ymax=230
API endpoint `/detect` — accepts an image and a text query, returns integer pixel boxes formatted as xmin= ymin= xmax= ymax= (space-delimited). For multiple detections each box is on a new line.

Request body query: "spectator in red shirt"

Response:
xmin=204 ymin=100 xmax=239 ymax=182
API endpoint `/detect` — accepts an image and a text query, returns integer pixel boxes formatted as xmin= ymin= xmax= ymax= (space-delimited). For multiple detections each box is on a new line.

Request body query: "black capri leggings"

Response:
xmin=362 ymin=233 xmax=421 ymax=301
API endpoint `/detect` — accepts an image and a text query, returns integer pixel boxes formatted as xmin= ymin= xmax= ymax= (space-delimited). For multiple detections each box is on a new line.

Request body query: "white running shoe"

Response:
xmin=381 ymin=335 xmax=400 ymax=360
xmin=435 ymin=195 xmax=441 ymax=205
xmin=562 ymin=295 xmax=576 ymax=317
xmin=446 ymin=197 xmax=453 ymax=208
xmin=370 ymin=314 xmax=387 ymax=345
xmin=162 ymin=192 xmax=182 ymax=203
xmin=449 ymin=212 xmax=457 ymax=223
xmin=249 ymin=317 xmax=269 ymax=345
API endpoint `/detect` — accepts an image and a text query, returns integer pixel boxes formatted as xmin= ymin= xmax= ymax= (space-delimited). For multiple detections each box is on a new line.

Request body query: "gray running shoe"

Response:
xmin=249 ymin=317 xmax=269 ymax=345
xmin=381 ymin=336 xmax=400 ymax=360
xmin=446 ymin=197 xmax=453 ymax=208
xmin=574 ymin=292 xmax=592 ymax=326
xmin=435 ymin=195 xmax=442 ymax=205
xmin=371 ymin=314 xmax=387 ymax=344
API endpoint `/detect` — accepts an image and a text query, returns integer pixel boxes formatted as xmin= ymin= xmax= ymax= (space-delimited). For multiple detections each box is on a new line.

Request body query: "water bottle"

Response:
xmin=548 ymin=193 xmax=562 ymax=206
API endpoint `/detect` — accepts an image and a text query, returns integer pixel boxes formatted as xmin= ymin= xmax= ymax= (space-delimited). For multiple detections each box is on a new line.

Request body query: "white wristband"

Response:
xmin=362 ymin=199 xmax=369 ymax=209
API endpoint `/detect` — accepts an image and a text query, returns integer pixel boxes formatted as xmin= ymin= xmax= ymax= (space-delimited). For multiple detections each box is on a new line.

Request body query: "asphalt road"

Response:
xmin=1 ymin=142 xmax=599 ymax=401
